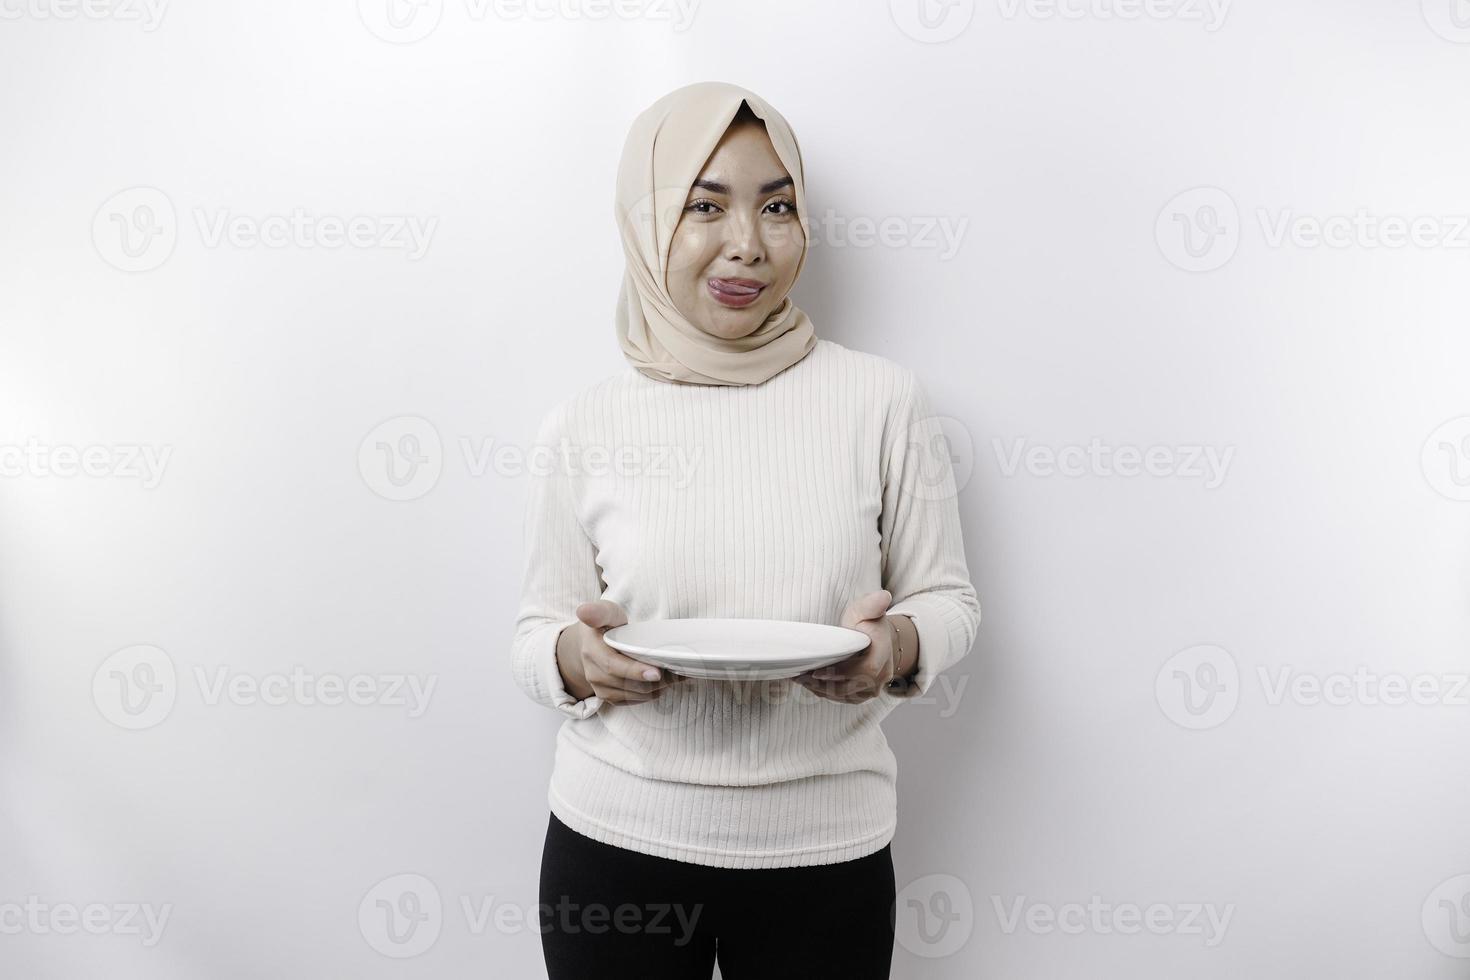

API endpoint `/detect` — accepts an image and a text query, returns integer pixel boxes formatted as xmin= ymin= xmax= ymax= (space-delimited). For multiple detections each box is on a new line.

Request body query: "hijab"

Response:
xmin=613 ymin=81 xmax=817 ymax=387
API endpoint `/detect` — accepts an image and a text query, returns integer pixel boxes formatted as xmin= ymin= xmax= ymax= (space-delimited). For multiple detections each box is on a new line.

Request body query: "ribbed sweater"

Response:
xmin=510 ymin=337 xmax=980 ymax=869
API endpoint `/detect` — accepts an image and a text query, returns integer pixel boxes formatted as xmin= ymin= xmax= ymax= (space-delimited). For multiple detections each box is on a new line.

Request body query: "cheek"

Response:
xmin=664 ymin=250 xmax=699 ymax=307
xmin=668 ymin=226 xmax=716 ymax=283
xmin=770 ymin=236 xmax=804 ymax=285
xmin=664 ymin=262 xmax=698 ymax=306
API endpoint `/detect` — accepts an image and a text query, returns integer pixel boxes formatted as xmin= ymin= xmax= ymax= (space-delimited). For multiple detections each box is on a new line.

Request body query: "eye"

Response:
xmin=765 ymin=198 xmax=797 ymax=216
xmin=684 ymin=198 xmax=723 ymax=215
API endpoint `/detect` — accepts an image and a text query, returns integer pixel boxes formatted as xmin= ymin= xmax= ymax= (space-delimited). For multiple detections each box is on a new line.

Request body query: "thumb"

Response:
xmin=844 ymin=589 xmax=893 ymax=627
xmin=575 ymin=600 xmax=628 ymax=631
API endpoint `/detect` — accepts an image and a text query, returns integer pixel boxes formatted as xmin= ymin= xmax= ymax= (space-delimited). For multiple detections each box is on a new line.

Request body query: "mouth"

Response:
xmin=707 ymin=277 xmax=767 ymax=309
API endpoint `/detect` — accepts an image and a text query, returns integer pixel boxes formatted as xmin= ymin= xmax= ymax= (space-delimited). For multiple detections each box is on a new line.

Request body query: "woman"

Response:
xmin=511 ymin=80 xmax=980 ymax=979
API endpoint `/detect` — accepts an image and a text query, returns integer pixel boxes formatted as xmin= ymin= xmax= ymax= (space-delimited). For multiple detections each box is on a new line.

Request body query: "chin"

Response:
xmin=699 ymin=304 xmax=768 ymax=340
xmin=703 ymin=319 xmax=761 ymax=340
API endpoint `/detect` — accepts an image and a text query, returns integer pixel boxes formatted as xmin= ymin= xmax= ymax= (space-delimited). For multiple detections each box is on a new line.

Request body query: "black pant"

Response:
xmin=538 ymin=812 xmax=896 ymax=979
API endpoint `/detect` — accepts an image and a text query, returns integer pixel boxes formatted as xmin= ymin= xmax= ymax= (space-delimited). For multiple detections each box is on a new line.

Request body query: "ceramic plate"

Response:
xmin=602 ymin=618 xmax=870 ymax=680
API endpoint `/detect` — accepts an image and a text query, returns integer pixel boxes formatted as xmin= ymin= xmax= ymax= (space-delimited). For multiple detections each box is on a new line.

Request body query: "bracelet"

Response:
xmin=886 ymin=615 xmax=910 ymax=691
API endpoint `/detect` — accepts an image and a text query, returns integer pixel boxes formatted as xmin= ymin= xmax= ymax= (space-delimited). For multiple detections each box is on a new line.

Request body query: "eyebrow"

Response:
xmin=691 ymin=176 xmax=794 ymax=195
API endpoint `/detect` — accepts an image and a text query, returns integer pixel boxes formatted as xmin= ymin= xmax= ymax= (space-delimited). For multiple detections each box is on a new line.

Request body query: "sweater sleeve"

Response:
xmin=509 ymin=405 xmax=606 ymax=720
xmin=877 ymin=368 xmax=982 ymax=702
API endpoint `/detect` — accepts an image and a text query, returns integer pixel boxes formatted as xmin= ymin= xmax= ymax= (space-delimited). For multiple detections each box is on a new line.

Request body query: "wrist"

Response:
xmin=555 ymin=625 xmax=595 ymax=700
xmin=887 ymin=614 xmax=918 ymax=683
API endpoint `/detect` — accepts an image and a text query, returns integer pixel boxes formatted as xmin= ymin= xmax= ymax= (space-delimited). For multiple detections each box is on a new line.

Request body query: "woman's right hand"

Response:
xmin=555 ymin=599 xmax=683 ymax=705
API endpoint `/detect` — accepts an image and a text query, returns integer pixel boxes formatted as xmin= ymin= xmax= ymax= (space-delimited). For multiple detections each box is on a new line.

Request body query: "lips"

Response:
xmin=707 ymin=277 xmax=767 ymax=307
xmin=710 ymin=277 xmax=765 ymax=293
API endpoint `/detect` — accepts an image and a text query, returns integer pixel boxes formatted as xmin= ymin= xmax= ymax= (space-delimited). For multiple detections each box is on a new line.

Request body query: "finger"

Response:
xmin=586 ymin=646 xmax=665 ymax=683
xmin=575 ymin=599 xmax=629 ymax=631
xmin=602 ymin=677 xmax=679 ymax=703
xmin=593 ymin=677 xmax=665 ymax=697
xmin=801 ymin=671 xmax=881 ymax=700
xmin=604 ymin=689 xmax=660 ymax=705
xmin=585 ymin=662 xmax=667 ymax=692
xmin=841 ymin=590 xmax=893 ymax=628
xmin=791 ymin=675 xmax=832 ymax=699
xmin=586 ymin=653 xmax=686 ymax=690
xmin=793 ymin=673 xmax=859 ymax=701
xmin=811 ymin=651 xmax=861 ymax=674
xmin=819 ymin=643 xmax=888 ymax=680
xmin=626 ymin=682 xmax=678 ymax=702
xmin=797 ymin=681 xmax=858 ymax=704
xmin=808 ymin=648 xmax=872 ymax=681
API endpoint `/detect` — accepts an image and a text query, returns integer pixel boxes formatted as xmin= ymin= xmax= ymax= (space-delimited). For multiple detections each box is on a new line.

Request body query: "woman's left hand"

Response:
xmin=793 ymin=590 xmax=897 ymax=704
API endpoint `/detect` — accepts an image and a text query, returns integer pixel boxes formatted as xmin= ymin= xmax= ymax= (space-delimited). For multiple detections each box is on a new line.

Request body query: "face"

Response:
xmin=666 ymin=121 xmax=805 ymax=340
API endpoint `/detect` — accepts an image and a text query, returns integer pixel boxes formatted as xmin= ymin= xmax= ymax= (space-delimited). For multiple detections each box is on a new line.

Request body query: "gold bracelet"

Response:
xmin=886 ymin=615 xmax=909 ymax=691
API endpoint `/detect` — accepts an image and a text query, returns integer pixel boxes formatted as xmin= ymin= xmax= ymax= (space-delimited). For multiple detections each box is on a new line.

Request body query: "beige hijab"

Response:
xmin=613 ymin=81 xmax=817 ymax=387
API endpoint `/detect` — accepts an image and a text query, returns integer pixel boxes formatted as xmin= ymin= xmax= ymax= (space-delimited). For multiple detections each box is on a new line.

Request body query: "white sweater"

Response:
xmin=510 ymin=337 xmax=980 ymax=869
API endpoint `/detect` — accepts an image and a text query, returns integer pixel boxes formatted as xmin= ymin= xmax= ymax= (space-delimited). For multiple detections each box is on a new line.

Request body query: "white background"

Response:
xmin=3 ymin=0 xmax=1470 ymax=977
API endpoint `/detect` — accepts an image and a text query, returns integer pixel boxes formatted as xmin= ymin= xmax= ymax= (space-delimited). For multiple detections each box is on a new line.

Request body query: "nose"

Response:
xmin=722 ymin=211 xmax=764 ymax=265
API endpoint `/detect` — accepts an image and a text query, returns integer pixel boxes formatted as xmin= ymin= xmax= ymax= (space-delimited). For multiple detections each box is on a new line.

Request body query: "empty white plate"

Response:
xmin=603 ymin=618 xmax=870 ymax=680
